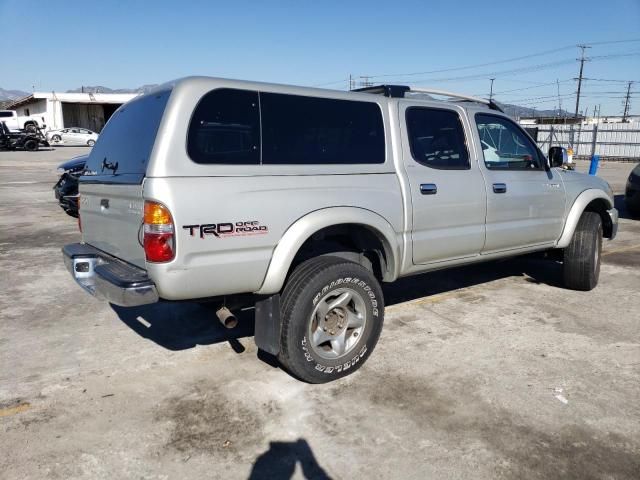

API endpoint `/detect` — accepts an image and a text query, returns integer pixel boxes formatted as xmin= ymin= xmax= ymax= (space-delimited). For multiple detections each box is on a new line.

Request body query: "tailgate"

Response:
xmin=80 ymin=183 xmax=145 ymax=268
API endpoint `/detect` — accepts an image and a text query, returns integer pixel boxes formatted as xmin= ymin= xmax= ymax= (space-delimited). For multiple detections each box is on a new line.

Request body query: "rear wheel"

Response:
xmin=278 ymin=256 xmax=384 ymax=383
xmin=23 ymin=139 xmax=38 ymax=151
xmin=563 ymin=211 xmax=602 ymax=291
xmin=87 ymin=139 xmax=95 ymax=147
xmin=23 ymin=123 xmax=36 ymax=134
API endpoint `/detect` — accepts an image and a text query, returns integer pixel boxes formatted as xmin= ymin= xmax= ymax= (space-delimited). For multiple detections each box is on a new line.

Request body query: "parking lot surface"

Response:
xmin=1 ymin=147 xmax=639 ymax=480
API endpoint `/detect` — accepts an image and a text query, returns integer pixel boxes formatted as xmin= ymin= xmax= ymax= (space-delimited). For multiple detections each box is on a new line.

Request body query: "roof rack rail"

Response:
xmin=353 ymin=84 xmax=503 ymax=112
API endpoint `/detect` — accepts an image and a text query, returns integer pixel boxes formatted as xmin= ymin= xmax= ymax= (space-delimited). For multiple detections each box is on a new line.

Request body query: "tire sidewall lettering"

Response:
xmin=302 ymin=275 xmax=378 ymax=374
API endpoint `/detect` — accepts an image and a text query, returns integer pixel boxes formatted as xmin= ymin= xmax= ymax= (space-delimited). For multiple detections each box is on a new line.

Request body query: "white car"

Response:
xmin=47 ymin=128 xmax=99 ymax=146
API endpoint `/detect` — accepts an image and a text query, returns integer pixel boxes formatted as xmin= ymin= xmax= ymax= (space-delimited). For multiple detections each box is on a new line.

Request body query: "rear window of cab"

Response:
xmin=187 ymin=89 xmax=385 ymax=165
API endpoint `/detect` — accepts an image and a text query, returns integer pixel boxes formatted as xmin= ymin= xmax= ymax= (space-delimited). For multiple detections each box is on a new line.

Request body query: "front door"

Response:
xmin=474 ymin=113 xmax=566 ymax=253
xmin=400 ymin=103 xmax=487 ymax=264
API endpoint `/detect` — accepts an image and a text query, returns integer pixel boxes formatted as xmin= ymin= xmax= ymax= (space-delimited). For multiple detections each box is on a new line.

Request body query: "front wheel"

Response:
xmin=278 ymin=256 xmax=384 ymax=383
xmin=563 ymin=211 xmax=602 ymax=291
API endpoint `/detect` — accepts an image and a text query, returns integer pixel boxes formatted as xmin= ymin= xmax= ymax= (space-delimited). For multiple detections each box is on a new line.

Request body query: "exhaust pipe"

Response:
xmin=216 ymin=306 xmax=238 ymax=329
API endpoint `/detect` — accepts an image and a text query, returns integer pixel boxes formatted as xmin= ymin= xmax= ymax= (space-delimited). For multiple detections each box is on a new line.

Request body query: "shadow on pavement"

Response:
xmin=111 ymin=255 xmax=562 ymax=350
xmin=383 ymin=255 xmax=563 ymax=306
xmin=248 ymin=439 xmax=331 ymax=480
xmin=111 ymin=301 xmax=254 ymax=351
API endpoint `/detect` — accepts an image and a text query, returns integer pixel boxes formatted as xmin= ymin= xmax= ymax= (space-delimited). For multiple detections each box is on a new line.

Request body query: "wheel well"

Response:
xmin=289 ymin=224 xmax=389 ymax=281
xmin=584 ymin=198 xmax=613 ymax=238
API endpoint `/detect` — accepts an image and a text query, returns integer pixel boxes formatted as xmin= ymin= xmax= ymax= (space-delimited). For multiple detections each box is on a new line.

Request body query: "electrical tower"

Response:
xmin=359 ymin=76 xmax=373 ymax=88
xmin=574 ymin=44 xmax=591 ymax=119
xmin=622 ymin=81 xmax=633 ymax=122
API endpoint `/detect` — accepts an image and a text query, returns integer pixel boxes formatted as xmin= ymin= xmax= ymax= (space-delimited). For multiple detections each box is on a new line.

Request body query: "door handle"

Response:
xmin=420 ymin=183 xmax=437 ymax=195
xmin=493 ymin=183 xmax=507 ymax=194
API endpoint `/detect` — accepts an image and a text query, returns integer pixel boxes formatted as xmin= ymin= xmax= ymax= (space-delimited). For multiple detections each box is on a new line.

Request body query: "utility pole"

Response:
xmin=348 ymin=74 xmax=353 ymax=91
xmin=622 ymin=81 xmax=633 ymax=122
xmin=489 ymin=78 xmax=495 ymax=101
xmin=556 ymin=78 xmax=562 ymax=118
xmin=574 ymin=44 xmax=591 ymax=119
xmin=359 ymin=76 xmax=372 ymax=88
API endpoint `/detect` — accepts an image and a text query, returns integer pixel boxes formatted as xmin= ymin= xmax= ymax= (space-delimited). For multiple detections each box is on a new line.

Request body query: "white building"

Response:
xmin=6 ymin=91 xmax=138 ymax=132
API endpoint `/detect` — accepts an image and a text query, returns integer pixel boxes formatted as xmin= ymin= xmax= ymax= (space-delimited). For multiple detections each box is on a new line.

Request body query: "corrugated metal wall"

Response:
xmin=527 ymin=123 xmax=640 ymax=158
xmin=61 ymin=103 xmax=106 ymax=132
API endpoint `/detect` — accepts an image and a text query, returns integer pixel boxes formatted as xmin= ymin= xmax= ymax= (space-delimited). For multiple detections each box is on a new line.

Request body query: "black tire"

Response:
xmin=278 ymin=256 xmax=384 ymax=383
xmin=563 ymin=211 xmax=602 ymax=291
xmin=87 ymin=139 xmax=95 ymax=147
xmin=52 ymin=135 xmax=61 ymax=142
xmin=23 ymin=123 xmax=36 ymax=133
xmin=23 ymin=139 xmax=38 ymax=151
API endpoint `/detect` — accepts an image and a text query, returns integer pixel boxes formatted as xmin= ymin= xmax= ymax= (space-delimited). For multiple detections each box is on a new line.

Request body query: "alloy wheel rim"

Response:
xmin=308 ymin=287 xmax=367 ymax=360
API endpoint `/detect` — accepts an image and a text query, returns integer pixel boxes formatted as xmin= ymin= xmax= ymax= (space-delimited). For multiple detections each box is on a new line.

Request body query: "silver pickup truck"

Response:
xmin=63 ymin=77 xmax=617 ymax=383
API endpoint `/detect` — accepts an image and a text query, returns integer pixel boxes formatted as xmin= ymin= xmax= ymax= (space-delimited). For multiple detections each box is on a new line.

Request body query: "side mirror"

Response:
xmin=548 ymin=146 xmax=568 ymax=168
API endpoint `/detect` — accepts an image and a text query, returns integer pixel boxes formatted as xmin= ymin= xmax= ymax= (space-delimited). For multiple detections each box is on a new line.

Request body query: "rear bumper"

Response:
xmin=62 ymin=243 xmax=158 ymax=307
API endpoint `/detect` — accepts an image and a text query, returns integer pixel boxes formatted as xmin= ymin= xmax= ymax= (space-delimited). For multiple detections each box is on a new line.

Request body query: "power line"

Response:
xmin=379 ymin=59 xmax=573 ymax=84
xmin=489 ymin=79 xmax=574 ymax=95
xmin=582 ymin=77 xmax=640 ymax=83
xmin=366 ymin=38 xmax=640 ymax=80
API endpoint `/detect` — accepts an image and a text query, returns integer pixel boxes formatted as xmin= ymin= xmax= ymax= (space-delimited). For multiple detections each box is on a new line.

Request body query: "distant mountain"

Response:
xmin=0 ymin=87 xmax=29 ymax=101
xmin=66 ymin=84 xmax=159 ymax=94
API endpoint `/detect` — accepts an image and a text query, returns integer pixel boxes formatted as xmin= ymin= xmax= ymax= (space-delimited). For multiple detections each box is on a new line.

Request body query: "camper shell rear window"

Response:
xmin=83 ymin=90 xmax=170 ymax=182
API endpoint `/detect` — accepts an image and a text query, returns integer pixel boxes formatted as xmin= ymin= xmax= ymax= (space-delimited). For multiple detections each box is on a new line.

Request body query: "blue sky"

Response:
xmin=1 ymin=0 xmax=639 ymax=115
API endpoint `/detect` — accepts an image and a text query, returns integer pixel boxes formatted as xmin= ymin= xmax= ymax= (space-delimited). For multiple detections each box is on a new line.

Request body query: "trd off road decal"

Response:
xmin=182 ymin=221 xmax=268 ymax=238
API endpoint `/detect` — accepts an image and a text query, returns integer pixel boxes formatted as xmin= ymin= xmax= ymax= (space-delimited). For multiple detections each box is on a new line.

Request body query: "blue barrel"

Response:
xmin=588 ymin=155 xmax=600 ymax=176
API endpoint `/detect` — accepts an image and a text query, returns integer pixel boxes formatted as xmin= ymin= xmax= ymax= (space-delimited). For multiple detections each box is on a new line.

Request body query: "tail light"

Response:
xmin=143 ymin=200 xmax=175 ymax=263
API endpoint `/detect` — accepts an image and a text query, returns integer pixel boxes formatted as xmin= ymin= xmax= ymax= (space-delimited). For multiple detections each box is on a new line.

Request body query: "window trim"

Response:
xmin=474 ymin=112 xmax=545 ymax=172
xmin=405 ymin=106 xmax=471 ymax=171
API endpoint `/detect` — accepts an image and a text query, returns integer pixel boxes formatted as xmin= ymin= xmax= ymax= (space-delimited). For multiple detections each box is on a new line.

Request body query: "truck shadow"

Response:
xmin=384 ymin=255 xmax=562 ymax=306
xmin=111 ymin=301 xmax=255 ymax=351
xmin=111 ymin=255 xmax=560 ymax=352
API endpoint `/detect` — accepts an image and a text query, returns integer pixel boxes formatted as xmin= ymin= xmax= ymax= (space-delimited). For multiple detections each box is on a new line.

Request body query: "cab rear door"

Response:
xmin=400 ymin=102 xmax=487 ymax=264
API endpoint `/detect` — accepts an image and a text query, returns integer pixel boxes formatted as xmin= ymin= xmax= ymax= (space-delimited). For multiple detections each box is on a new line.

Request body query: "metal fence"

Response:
xmin=526 ymin=123 xmax=640 ymax=160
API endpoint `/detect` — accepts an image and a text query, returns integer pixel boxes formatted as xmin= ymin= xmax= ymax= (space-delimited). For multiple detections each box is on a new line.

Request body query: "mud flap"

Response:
xmin=254 ymin=294 xmax=281 ymax=355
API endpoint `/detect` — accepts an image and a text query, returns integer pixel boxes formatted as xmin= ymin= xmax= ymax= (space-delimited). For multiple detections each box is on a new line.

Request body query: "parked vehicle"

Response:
xmin=47 ymin=128 xmax=99 ymax=146
xmin=62 ymin=77 xmax=618 ymax=383
xmin=53 ymin=155 xmax=88 ymax=217
xmin=0 ymin=109 xmax=47 ymax=132
xmin=0 ymin=121 xmax=49 ymax=151
xmin=625 ymin=163 xmax=640 ymax=217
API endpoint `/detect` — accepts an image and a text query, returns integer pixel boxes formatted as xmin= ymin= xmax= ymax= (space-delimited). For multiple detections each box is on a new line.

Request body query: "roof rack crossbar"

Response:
xmin=408 ymin=87 xmax=489 ymax=105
